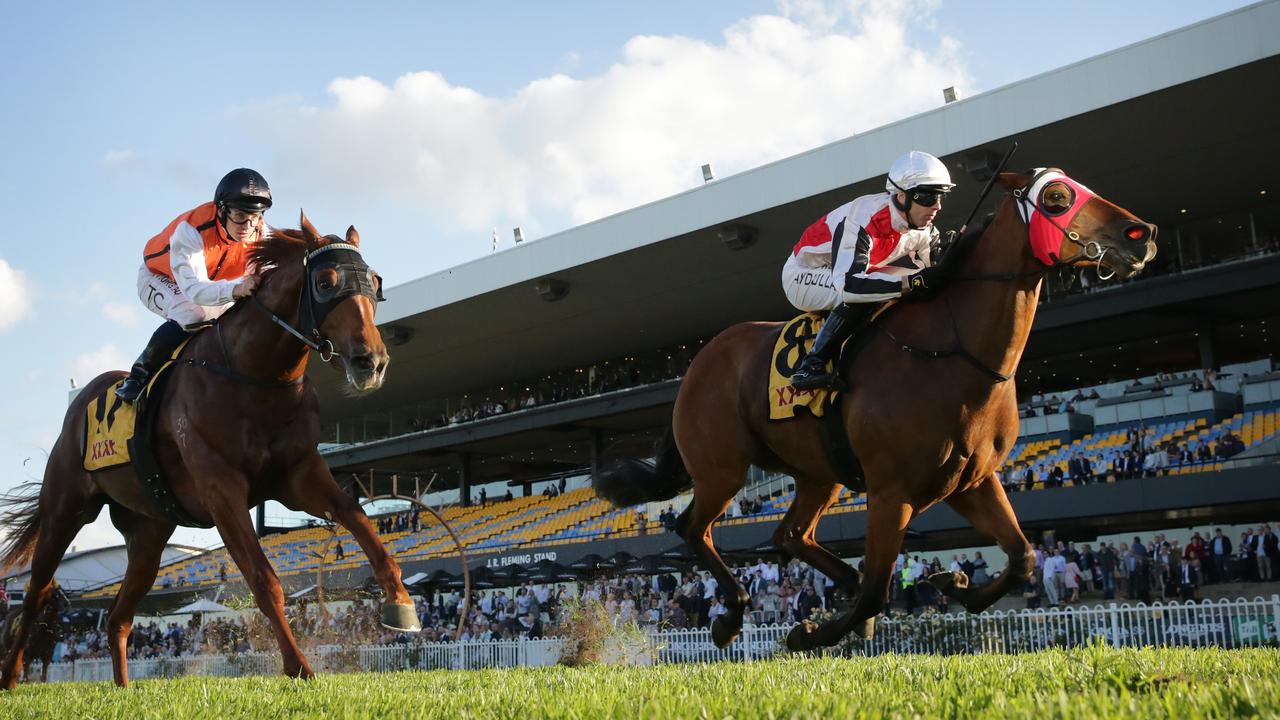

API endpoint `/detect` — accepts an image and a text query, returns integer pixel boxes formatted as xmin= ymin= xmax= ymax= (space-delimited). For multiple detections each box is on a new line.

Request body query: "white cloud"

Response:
xmin=261 ymin=0 xmax=966 ymax=239
xmin=103 ymin=301 xmax=143 ymax=328
xmin=70 ymin=344 xmax=130 ymax=387
xmin=102 ymin=149 xmax=135 ymax=167
xmin=0 ymin=258 xmax=31 ymax=332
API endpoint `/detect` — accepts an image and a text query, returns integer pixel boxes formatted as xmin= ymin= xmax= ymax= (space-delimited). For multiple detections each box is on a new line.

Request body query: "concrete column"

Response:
xmin=1198 ymin=322 xmax=1217 ymax=370
xmin=458 ymin=453 xmax=472 ymax=507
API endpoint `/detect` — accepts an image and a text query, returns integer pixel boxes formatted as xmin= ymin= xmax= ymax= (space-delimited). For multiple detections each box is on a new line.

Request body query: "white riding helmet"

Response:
xmin=885 ymin=151 xmax=955 ymax=195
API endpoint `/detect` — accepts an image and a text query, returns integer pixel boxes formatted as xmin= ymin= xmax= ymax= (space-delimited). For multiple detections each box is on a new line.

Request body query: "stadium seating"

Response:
xmin=81 ymin=382 xmax=1280 ymax=600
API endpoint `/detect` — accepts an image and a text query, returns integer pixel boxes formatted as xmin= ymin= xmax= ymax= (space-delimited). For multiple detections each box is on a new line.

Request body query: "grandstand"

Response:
xmin=67 ymin=3 xmax=1280 ymax=607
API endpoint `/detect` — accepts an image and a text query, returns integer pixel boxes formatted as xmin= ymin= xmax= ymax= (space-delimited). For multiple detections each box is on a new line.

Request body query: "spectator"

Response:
xmin=1021 ymin=574 xmax=1043 ymax=610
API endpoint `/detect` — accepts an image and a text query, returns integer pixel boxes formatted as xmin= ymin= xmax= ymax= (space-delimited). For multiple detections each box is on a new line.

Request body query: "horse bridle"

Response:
xmin=189 ymin=241 xmax=384 ymax=389
xmin=255 ymin=240 xmax=385 ymax=362
xmin=877 ymin=169 xmax=1116 ymax=383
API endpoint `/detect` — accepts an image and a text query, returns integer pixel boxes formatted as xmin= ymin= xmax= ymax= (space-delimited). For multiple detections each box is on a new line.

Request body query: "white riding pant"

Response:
xmin=136 ymin=264 xmax=234 ymax=329
xmin=781 ymin=255 xmax=840 ymax=312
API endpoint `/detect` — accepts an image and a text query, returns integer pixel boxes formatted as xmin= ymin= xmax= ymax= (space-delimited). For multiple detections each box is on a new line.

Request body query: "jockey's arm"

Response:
xmin=168 ymin=222 xmax=247 ymax=306
xmin=834 ymin=226 xmax=905 ymax=304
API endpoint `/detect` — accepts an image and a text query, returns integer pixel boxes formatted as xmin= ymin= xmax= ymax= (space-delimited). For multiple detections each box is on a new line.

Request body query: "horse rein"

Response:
xmin=186 ymin=242 xmax=382 ymax=388
xmin=876 ymin=168 xmax=1112 ymax=384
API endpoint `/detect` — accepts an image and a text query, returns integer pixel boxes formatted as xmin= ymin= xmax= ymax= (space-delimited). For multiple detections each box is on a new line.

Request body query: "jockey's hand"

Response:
xmin=232 ymin=274 xmax=261 ymax=300
xmin=904 ymin=265 xmax=947 ymax=295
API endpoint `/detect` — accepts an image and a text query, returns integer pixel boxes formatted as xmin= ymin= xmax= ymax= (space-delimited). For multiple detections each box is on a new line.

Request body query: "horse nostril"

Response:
xmin=351 ymin=354 xmax=375 ymax=372
xmin=1124 ymin=224 xmax=1149 ymax=242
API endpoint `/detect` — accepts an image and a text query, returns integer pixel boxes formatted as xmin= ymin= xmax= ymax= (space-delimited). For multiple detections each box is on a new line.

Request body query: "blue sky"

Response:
xmin=0 ymin=0 xmax=1255 ymax=554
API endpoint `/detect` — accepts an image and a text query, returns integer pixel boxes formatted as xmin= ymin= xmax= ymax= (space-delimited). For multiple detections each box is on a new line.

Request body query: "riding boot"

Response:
xmin=115 ymin=320 xmax=189 ymax=403
xmin=789 ymin=303 xmax=870 ymax=390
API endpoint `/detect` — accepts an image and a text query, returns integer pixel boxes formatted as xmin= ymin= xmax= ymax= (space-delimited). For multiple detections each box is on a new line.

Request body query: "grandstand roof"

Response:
xmin=3 ymin=543 xmax=206 ymax=594
xmin=314 ymin=3 xmax=1280 ymax=487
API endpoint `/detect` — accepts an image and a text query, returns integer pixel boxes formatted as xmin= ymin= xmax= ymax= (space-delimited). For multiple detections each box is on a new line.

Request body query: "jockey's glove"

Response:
xmin=905 ymin=264 xmax=948 ymax=295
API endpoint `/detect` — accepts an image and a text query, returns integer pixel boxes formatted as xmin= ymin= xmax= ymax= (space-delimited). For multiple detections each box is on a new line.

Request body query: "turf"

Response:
xmin=3 ymin=645 xmax=1278 ymax=719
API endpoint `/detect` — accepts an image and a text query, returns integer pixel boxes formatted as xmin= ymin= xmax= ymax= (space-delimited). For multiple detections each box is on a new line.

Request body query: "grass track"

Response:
xmin=3 ymin=646 xmax=1278 ymax=719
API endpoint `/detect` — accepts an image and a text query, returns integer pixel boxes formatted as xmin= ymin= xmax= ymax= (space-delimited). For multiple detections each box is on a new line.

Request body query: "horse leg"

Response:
xmin=772 ymin=480 xmax=871 ymax=637
xmin=278 ymin=455 xmax=418 ymax=632
xmin=105 ymin=504 xmax=175 ymax=687
xmin=787 ymin=498 xmax=912 ymax=651
xmin=928 ymin=474 xmax=1034 ymax=613
xmin=676 ymin=469 xmax=751 ymax=649
xmin=200 ymin=469 xmax=313 ymax=680
xmin=0 ymin=486 xmax=93 ymax=690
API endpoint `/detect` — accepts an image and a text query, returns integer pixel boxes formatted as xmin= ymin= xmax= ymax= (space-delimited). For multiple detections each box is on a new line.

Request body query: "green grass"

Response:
xmin=3 ymin=645 xmax=1279 ymax=719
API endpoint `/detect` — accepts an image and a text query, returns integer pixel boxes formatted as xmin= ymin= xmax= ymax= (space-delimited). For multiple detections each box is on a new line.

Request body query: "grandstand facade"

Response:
xmin=81 ymin=3 xmax=1280 ymax=605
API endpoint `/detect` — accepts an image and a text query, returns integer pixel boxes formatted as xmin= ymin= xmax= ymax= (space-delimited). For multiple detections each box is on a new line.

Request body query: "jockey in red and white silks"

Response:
xmin=782 ymin=193 xmax=939 ymax=312
xmin=783 ymin=151 xmax=956 ymax=390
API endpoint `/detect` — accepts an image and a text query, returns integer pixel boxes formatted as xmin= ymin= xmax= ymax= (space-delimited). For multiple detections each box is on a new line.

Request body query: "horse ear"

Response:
xmin=299 ymin=211 xmax=322 ymax=245
xmin=996 ymin=172 xmax=1031 ymax=190
xmin=345 ymin=225 xmax=361 ymax=247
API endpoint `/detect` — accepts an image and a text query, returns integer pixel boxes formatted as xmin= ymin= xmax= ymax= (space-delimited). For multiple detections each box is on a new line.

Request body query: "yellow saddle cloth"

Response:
xmin=768 ymin=313 xmax=835 ymax=420
xmin=82 ymin=338 xmax=191 ymax=471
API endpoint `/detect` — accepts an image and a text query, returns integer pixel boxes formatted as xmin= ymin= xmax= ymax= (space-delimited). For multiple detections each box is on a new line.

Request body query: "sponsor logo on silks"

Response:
xmin=91 ymin=438 xmax=122 ymax=461
xmin=910 ymin=275 xmax=926 ymax=290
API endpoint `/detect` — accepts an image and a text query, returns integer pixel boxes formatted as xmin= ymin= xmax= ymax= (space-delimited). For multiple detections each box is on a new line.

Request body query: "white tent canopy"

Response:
xmin=171 ymin=598 xmax=232 ymax=614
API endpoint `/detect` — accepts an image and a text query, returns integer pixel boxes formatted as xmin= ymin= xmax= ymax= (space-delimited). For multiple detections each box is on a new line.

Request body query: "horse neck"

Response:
xmin=949 ymin=197 xmax=1044 ymax=382
xmin=219 ymin=265 xmax=311 ymax=384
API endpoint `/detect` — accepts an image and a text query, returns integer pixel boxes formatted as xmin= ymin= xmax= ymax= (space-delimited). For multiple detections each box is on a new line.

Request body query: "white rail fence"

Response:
xmin=42 ymin=595 xmax=1279 ymax=683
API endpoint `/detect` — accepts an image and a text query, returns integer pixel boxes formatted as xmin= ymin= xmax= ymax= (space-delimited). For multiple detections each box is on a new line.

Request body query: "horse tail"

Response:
xmin=593 ymin=426 xmax=692 ymax=507
xmin=0 ymin=483 xmax=42 ymax=572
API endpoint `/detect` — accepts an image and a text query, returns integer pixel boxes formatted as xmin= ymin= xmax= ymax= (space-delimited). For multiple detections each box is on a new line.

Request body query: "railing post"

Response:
xmin=1271 ymin=594 xmax=1280 ymax=643
xmin=1109 ymin=603 xmax=1121 ymax=648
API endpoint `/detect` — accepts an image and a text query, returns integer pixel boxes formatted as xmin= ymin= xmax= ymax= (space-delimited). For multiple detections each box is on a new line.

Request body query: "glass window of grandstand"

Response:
xmin=1171 ymin=198 xmax=1279 ymax=271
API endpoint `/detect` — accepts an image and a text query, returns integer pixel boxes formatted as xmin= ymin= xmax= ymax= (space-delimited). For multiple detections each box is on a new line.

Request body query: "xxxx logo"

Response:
xmin=91 ymin=439 xmax=121 ymax=460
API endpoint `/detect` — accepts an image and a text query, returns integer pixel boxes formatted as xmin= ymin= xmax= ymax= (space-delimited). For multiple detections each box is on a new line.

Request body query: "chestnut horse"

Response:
xmin=0 ymin=213 xmax=418 ymax=688
xmin=596 ymin=170 xmax=1157 ymax=651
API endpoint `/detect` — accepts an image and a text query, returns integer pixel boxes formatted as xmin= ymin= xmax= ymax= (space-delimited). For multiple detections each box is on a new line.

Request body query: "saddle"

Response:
xmin=766 ymin=305 xmax=896 ymax=493
xmin=81 ymin=337 xmax=212 ymax=528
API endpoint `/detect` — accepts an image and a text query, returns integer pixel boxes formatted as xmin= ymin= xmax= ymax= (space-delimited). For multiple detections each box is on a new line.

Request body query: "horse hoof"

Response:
xmin=928 ymin=571 xmax=968 ymax=594
xmin=852 ymin=616 xmax=876 ymax=640
xmin=380 ymin=602 xmax=422 ymax=632
xmin=710 ymin=616 xmax=740 ymax=649
xmin=785 ymin=621 xmax=818 ymax=652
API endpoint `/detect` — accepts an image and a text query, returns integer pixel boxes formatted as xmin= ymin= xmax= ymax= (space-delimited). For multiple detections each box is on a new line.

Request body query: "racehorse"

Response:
xmin=0 ymin=213 xmax=419 ymax=688
xmin=0 ymin=585 xmax=68 ymax=683
xmin=595 ymin=169 xmax=1158 ymax=651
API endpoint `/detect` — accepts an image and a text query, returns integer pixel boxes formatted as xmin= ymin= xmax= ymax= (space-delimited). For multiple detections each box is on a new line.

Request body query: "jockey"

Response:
xmin=115 ymin=168 xmax=272 ymax=403
xmin=782 ymin=151 xmax=955 ymax=390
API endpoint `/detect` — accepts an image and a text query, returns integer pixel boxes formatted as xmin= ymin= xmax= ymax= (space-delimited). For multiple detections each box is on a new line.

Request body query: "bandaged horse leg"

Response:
xmin=929 ymin=474 xmax=1034 ymax=613
xmin=280 ymin=455 xmax=418 ymax=632
xmin=788 ymin=498 xmax=911 ymax=651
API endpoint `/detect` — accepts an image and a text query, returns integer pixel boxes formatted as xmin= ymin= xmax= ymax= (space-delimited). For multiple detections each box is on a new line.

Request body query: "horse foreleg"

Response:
xmin=788 ymin=498 xmax=912 ymax=652
xmin=279 ymin=455 xmax=418 ymax=632
xmin=932 ymin=474 xmax=1033 ymax=613
xmin=773 ymin=481 xmax=864 ymax=607
xmin=203 ymin=476 xmax=314 ymax=680
xmin=105 ymin=506 xmax=175 ymax=687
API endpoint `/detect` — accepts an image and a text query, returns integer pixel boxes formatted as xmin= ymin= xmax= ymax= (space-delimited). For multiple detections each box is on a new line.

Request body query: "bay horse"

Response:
xmin=0 ymin=213 xmax=419 ymax=688
xmin=0 ymin=585 xmax=68 ymax=683
xmin=595 ymin=169 xmax=1157 ymax=651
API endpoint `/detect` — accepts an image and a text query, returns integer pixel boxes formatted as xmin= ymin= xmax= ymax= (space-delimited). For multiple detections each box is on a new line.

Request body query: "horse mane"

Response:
xmin=935 ymin=212 xmax=995 ymax=273
xmin=247 ymin=228 xmax=307 ymax=276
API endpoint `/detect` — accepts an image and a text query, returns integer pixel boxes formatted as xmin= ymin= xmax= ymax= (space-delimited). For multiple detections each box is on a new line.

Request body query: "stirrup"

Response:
xmin=115 ymin=378 xmax=145 ymax=403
